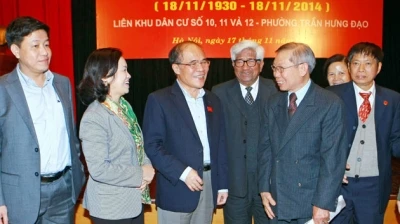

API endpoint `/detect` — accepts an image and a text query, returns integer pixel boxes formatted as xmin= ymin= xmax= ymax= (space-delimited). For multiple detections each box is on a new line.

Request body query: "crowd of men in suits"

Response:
xmin=1 ymin=15 xmax=399 ymax=224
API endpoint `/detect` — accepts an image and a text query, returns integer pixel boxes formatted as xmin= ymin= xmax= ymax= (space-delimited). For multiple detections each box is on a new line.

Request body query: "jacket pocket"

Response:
xmin=1 ymin=172 xmax=20 ymax=186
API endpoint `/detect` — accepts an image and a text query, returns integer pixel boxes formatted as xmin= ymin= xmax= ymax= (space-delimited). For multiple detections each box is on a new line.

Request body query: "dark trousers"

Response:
xmin=90 ymin=205 xmax=144 ymax=224
xmin=331 ymin=176 xmax=383 ymax=224
xmin=36 ymin=169 xmax=75 ymax=224
xmin=223 ymin=172 xmax=270 ymax=224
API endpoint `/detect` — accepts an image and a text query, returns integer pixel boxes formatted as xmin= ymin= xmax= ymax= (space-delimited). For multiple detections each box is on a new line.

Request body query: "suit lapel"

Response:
xmin=257 ymin=79 xmax=270 ymax=109
xmin=203 ymin=94 xmax=213 ymax=148
xmin=52 ymin=75 xmax=73 ymax=140
xmin=342 ymin=83 xmax=358 ymax=121
xmin=273 ymin=94 xmax=289 ymax=136
xmin=5 ymin=70 xmax=39 ymax=144
xmin=101 ymin=102 xmax=136 ymax=146
xmin=227 ymin=80 xmax=247 ymax=117
xmin=374 ymin=85 xmax=385 ymax=123
xmin=171 ymin=81 xmax=201 ymax=142
xmin=278 ymin=83 xmax=318 ymax=152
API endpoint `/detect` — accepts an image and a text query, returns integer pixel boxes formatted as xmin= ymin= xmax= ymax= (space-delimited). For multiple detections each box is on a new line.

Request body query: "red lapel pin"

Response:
xmin=383 ymin=100 xmax=388 ymax=106
xmin=207 ymin=106 xmax=213 ymax=112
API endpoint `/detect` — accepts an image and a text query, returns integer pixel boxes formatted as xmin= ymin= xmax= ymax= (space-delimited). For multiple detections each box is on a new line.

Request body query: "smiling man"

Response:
xmin=258 ymin=42 xmax=347 ymax=224
xmin=212 ymin=40 xmax=277 ymax=224
xmin=327 ymin=42 xmax=400 ymax=224
xmin=0 ymin=16 xmax=85 ymax=224
xmin=143 ymin=41 xmax=228 ymax=224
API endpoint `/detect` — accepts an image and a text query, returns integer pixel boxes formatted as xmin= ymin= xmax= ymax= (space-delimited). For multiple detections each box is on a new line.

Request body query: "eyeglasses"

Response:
xmin=233 ymin=59 xmax=261 ymax=67
xmin=175 ymin=60 xmax=210 ymax=69
xmin=350 ymin=61 xmax=374 ymax=70
xmin=271 ymin=62 xmax=305 ymax=73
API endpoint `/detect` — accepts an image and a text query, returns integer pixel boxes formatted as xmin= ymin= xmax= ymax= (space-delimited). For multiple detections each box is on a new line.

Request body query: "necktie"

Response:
xmin=359 ymin=92 xmax=372 ymax=123
xmin=288 ymin=92 xmax=297 ymax=118
xmin=245 ymin=87 xmax=254 ymax=105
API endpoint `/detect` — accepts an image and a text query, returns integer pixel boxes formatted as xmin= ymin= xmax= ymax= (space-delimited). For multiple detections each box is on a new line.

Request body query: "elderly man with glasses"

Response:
xmin=143 ymin=41 xmax=228 ymax=224
xmin=212 ymin=40 xmax=278 ymax=224
xmin=258 ymin=42 xmax=347 ymax=224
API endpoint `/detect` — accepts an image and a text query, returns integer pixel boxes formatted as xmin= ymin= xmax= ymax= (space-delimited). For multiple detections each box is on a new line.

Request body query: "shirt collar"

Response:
xmin=353 ymin=81 xmax=375 ymax=96
xmin=17 ymin=63 xmax=54 ymax=88
xmin=176 ymin=79 xmax=205 ymax=99
xmin=239 ymin=76 xmax=259 ymax=93
xmin=288 ymin=79 xmax=311 ymax=104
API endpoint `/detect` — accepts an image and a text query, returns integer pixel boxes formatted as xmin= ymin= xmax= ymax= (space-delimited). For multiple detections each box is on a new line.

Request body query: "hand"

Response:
xmin=137 ymin=180 xmax=147 ymax=192
xmin=184 ymin=169 xmax=203 ymax=191
xmin=397 ymin=200 xmax=400 ymax=214
xmin=260 ymin=192 xmax=276 ymax=219
xmin=312 ymin=206 xmax=330 ymax=224
xmin=141 ymin=164 xmax=155 ymax=183
xmin=343 ymin=163 xmax=350 ymax=184
xmin=217 ymin=192 xmax=228 ymax=205
xmin=0 ymin=205 xmax=8 ymax=224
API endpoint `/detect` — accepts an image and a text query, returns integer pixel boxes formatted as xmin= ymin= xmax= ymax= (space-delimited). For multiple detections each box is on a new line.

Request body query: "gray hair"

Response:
xmin=230 ymin=40 xmax=264 ymax=61
xmin=275 ymin=42 xmax=316 ymax=73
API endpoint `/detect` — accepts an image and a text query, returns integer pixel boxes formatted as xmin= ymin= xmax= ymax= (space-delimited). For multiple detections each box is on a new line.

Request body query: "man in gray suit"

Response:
xmin=0 ymin=16 xmax=85 ymax=224
xmin=258 ymin=42 xmax=347 ymax=224
xmin=212 ymin=40 xmax=277 ymax=224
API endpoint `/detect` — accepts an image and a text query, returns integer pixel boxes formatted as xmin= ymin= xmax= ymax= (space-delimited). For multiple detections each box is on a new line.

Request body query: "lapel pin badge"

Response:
xmin=207 ymin=106 xmax=213 ymax=112
xmin=383 ymin=100 xmax=388 ymax=106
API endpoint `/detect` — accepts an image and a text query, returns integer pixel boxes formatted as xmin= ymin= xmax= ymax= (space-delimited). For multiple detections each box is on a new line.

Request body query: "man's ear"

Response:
xmin=172 ymin=64 xmax=181 ymax=75
xmin=10 ymin=44 xmax=20 ymax=59
xmin=299 ymin=63 xmax=308 ymax=77
xmin=259 ymin=60 xmax=265 ymax=73
xmin=376 ymin=62 xmax=382 ymax=75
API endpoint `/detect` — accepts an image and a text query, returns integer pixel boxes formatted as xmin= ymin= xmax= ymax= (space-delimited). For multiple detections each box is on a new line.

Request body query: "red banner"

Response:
xmin=96 ymin=0 xmax=382 ymax=58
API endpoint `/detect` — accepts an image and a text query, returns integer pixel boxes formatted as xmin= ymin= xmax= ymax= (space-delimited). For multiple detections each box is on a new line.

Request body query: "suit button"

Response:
xmin=35 ymin=172 xmax=39 ymax=177
xmin=295 ymin=160 xmax=298 ymax=164
xmin=353 ymin=126 xmax=357 ymax=130
xmin=244 ymin=155 xmax=247 ymax=159
xmin=243 ymin=140 xmax=246 ymax=143
xmin=35 ymin=148 xmax=39 ymax=152
xmin=348 ymin=144 xmax=352 ymax=148
xmin=244 ymin=121 xmax=247 ymax=125
xmin=298 ymin=183 xmax=302 ymax=187
xmin=360 ymin=140 xmax=365 ymax=144
xmin=362 ymin=124 xmax=366 ymax=128
xmin=276 ymin=160 xmax=279 ymax=163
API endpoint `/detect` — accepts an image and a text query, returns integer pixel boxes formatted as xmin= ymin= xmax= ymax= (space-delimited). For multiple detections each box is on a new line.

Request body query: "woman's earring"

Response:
xmin=103 ymin=81 xmax=108 ymax=86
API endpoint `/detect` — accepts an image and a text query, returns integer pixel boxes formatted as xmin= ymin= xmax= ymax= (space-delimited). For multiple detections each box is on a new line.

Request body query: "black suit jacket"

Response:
xmin=327 ymin=82 xmax=400 ymax=212
xmin=212 ymin=77 xmax=277 ymax=197
xmin=259 ymin=82 xmax=348 ymax=220
xmin=143 ymin=81 xmax=228 ymax=212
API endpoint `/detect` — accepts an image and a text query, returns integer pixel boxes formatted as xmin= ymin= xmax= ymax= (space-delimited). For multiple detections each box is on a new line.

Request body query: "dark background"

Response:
xmin=72 ymin=0 xmax=400 ymax=195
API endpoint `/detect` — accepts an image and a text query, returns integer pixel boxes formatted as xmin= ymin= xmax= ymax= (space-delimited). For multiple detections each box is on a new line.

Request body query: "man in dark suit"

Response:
xmin=258 ymin=42 xmax=347 ymax=224
xmin=143 ymin=41 xmax=228 ymax=224
xmin=327 ymin=42 xmax=400 ymax=224
xmin=0 ymin=17 xmax=85 ymax=224
xmin=212 ymin=40 xmax=277 ymax=224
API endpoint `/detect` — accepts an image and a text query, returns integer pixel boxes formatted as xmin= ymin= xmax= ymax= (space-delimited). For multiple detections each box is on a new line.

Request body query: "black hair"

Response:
xmin=323 ymin=54 xmax=347 ymax=77
xmin=77 ymin=48 xmax=122 ymax=105
xmin=5 ymin=16 xmax=49 ymax=47
xmin=168 ymin=41 xmax=202 ymax=64
xmin=347 ymin=42 xmax=383 ymax=63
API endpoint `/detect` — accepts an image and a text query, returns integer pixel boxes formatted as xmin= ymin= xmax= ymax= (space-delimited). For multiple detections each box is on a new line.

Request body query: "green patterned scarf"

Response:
xmin=102 ymin=97 xmax=151 ymax=204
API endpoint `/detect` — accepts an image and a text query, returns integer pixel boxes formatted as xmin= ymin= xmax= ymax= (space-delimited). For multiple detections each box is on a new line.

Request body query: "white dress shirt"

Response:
xmin=176 ymin=80 xmax=211 ymax=181
xmin=17 ymin=65 xmax=71 ymax=174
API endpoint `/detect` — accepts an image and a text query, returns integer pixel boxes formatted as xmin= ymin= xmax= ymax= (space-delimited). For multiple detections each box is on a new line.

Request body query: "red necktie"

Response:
xmin=288 ymin=93 xmax=297 ymax=118
xmin=359 ymin=92 xmax=371 ymax=123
